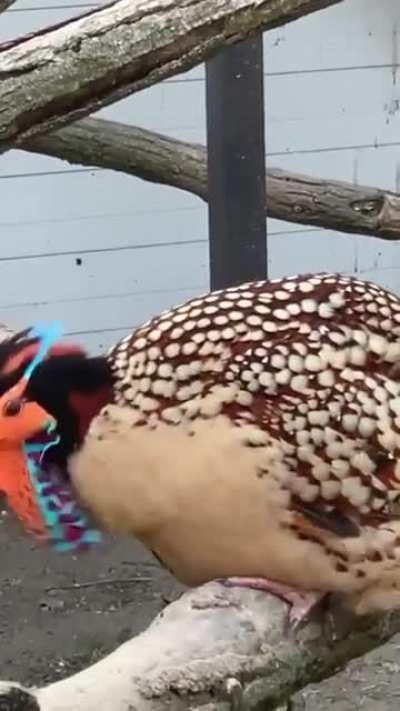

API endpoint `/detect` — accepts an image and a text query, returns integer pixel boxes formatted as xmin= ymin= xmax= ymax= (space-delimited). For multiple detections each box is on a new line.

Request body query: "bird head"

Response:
xmin=0 ymin=377 xmax=55 ymax=442
xmin=0 ymin=324 xmax=112 ymax=550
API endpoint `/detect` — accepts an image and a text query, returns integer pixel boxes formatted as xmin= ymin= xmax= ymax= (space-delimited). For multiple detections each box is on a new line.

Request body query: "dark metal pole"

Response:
xmin=206 ymin=35 xmax=267 ymax=291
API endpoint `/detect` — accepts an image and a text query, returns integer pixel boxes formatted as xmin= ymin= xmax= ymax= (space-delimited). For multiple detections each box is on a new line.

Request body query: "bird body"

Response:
xmin=67 ymin=272 xmax=400 ymax=615
xmin=3 ymin=272 xmax=400 ymax=617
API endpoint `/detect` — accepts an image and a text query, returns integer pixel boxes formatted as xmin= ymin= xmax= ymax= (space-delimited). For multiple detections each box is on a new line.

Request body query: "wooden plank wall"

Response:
xmin=0 ymin=0 xmax=399 ymax=352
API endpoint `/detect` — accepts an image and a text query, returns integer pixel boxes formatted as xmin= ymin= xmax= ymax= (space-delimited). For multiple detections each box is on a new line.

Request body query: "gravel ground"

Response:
xmin=1 ymin=503 xmax=400 ymax=709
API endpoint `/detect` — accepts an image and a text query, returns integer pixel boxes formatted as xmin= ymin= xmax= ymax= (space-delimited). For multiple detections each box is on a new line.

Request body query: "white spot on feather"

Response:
xmin=349 ymin=346 xmax=366 ymax=366
xmin=328 ymin=292 xmax=345 ymax=308
xmin=332 ymin=459 xmax=350 ymax=478
xmin=271 ymin=354 xmax=286 ymax=369
xmin=358 ymin=417 xmax=376 ymax=437
xmin=288 ymin=355 xmax=304 ymax=373
xmin=255 ymin=304 xmax=270 ymax=315
xmin=318 ymin=303 xmax=335 ymax=319
xmin=304 ymin=354 xmax=323 ymax=372
xmin=263 ymin=321 xmax=277 ymax=333
xmin=259 ymin=372 xmax=276 ymax=391
xmin=321 ymin=480 xmax=341 ymax=500
xmin=162 ymin=406 xmax=182 ymax=424
xmin=287 ymin=303 xmax=301 ymax=316
xmin=318 ymin=369 xmax=335 ymax=387
xmin=341 ymin=477 xmax=370 ymax=506
xmin=198 ymin=318 xmax=211 ymax=329
xmin=152 ymin=379 xmax=175 ymax=398
xmin=308 ymin=410 xmax=329 ymax=426
xmin=229 ymin=311 xmax=243 ymax=321
xmin=222 ymin=327 xmax=236 ymax=340
xmin=275 ymin=369 xmax=291 ymax=385
xmin=298 ymin=281 xmax=314 ymax=293
xmin=301 ymin=299 xmax=317 ymax=314
xmin=165 ymin=343 xmax=180 ymax=358
xmin=291 ymin=375 xmax=308 ymax=393
xmin=273 ymin=308 xmax=290 ymax=320
xmin=182 ymin=342 xmax=197 ymax=356
xmin=369 ymin=334 xmax=388 ymax=356
xmin=247 ymin=315 xmax=262 ymax=327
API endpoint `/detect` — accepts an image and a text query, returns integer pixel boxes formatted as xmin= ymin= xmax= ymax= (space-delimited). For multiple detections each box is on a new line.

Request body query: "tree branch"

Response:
xmin=24 ymin=119 xmax=210 ymax=200
xmin=0 ymin=583 xmax=398 ymax=711
xmin=0 ymin=0 xmax=344 ymax=150
xmin=0 ymin=0 xmax=17 ymax=14
xmin=24 ymin=117 xmax=400 ymax=240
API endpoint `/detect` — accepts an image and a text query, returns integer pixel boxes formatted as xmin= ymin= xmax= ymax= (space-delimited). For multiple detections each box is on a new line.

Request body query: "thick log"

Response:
xmin=25 ymin=117 xmax=400 ymax=240
xmin=0 ymin=0 xmax=344 ymax=150
xmin=0 ymin=583 xmax=397 ymax=711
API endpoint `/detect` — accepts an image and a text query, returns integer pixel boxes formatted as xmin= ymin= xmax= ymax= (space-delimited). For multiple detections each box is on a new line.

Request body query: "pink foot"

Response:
xmin=219 ymin=576 xmax=325 ymax=628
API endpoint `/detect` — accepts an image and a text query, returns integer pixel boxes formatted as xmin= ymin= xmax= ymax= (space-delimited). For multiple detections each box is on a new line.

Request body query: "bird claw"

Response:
xmin=218 ymin=576 xmax=325 ymax=632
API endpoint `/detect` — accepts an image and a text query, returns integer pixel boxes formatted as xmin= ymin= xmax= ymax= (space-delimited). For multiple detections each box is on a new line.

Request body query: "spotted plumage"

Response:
xmin=5 ymin=272 xmax=400 ymax=621
xmin=62 ymin=272 xmax=400 ymax=619
xmin=109 ymin=273 xmax=400 ymax=516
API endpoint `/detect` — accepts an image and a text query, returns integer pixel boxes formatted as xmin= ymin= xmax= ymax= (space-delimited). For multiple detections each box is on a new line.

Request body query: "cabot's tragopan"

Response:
xmin=0 ymin=272 xmax=399 ymax=626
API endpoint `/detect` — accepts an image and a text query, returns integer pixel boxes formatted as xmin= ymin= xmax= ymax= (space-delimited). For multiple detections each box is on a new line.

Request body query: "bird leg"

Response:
xmin=218 ymin=576 xmax=325 ymax=629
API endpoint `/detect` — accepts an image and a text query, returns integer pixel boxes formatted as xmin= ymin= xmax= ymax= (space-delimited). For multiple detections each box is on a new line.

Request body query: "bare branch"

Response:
xmin=24 ymin=119 xmax=209 ymax=199
xmin=0 ymin=583 xmax=397 ymax=711
xmin=0 ymin=0 xmax=344 ymax=150
xmin=0 ymin=0 xmax=17 ymax=14
xmin=24 ymin=117 xmax=400 ymax=240
xmin=266 ymin=169 xmax=400 ymax=240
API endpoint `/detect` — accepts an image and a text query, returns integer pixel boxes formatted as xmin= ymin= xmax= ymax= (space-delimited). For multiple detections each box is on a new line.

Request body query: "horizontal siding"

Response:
xmin=269 ymin=229 xmax=400 ymax=290
xmin=0 ymin=0 xmax=399 ymax=351
xmin=9 ymin=0 xmax=95 ymax=8
xmin=0 ymin=4 xmax=89 ymax=38
xmin=2 ymin=285 xmax=205 ymax=351
xmin=264 ymin=0 xmax=400 ymax=73
xmin=0 ymin=241 xmax=209 ymax=306
xmin=0 ymin=171 xmax=206 ymax=256
xmin=64 ymin=328 xmax=132 ymax=353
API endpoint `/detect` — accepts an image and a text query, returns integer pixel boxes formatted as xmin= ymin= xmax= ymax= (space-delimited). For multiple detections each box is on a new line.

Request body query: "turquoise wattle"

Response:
xmin=24 ymin=427 xmax=102 ymax=551
xmin=21 ymin=321 xmax=102 ymax=551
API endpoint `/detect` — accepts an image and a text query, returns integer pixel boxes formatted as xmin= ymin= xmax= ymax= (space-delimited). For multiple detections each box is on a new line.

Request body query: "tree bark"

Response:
xmin=0 ymin=0 xmax=344 ymax=150
xmin=24 ymin=119 xmax=210 ymax=199
xmin=0 ymin=583 xmax=397 ymax=711
xmin=24 ymin=117 xmax=400 ymax=240
xmin=0 ymin=0 xmax=17 ymax=13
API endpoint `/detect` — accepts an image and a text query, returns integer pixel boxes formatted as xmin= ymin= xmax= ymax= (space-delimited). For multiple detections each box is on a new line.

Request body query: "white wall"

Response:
xmin=0 ymin=0 xmax=399 ymax=352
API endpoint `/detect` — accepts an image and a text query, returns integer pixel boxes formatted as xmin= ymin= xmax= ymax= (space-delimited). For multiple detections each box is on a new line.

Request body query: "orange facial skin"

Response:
xmin=0 ymin=377 xmax=56 ymax=539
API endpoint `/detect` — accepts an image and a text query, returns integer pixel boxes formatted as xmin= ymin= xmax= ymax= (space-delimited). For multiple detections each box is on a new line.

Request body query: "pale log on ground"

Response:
xmin=25 ymin=118 xmax=400 ymax=240
xmin=0 ymin=582 xmax=399 ymax=711
xmin=0 ymin=0 xmax=344 ymax=149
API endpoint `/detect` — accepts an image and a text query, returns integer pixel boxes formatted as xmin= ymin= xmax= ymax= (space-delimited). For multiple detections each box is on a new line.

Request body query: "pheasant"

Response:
xmin=1 ymin=272 xmax=400 ymax=623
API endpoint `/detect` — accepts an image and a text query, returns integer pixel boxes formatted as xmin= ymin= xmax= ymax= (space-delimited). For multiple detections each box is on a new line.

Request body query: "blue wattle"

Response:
xmin=21 ymin=321 xmax=102 ymax=552
xmin=24 ymin=429 xmax=102 ymax=551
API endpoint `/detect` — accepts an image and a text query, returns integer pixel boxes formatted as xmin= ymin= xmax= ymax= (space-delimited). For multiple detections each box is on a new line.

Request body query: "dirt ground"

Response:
xmin=1 ymin=502 xmax=400 ymax=711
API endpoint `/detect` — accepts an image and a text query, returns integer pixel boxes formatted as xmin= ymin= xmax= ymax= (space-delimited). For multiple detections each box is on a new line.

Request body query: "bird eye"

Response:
xmin=3 ymin=398 xmax=24 ymax=416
